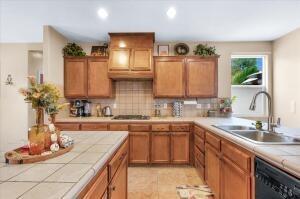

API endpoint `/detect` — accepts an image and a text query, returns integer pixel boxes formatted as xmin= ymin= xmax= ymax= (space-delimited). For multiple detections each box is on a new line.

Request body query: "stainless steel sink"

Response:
xmin=213 ymin=125 xmax=300 ymax=145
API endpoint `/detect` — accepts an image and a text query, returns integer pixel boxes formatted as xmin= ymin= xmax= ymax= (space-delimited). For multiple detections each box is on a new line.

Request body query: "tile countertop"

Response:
xmin=0 ymin=131 xmax=129 ymax=199
xmin=56 ymin=116 xmax=300 ymax=178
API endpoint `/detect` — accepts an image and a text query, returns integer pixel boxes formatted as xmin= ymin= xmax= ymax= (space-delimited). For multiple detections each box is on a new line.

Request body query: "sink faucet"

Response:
xmin=249 ymin=91 xmax=278 ymax=132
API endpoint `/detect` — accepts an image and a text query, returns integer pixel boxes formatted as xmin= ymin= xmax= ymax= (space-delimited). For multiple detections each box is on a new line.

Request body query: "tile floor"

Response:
xmin=128 ymin=166 xmax=204 ymax=199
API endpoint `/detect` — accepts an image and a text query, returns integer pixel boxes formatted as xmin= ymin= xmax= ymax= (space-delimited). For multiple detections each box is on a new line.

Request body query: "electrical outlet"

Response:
xmin=163 ymin=103 xmax=168 ymax=109
xmin=196 ymin=104 xmax=202 ymax=109
xmin=206 ymin=104 xmax=211 ymax=109
xmin=113 ymin=103 xmax=117 ymax=109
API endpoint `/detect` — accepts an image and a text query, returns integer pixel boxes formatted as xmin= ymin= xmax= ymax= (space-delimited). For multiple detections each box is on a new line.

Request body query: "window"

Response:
xmin=231 ymin=55 xmax=269 ymax=117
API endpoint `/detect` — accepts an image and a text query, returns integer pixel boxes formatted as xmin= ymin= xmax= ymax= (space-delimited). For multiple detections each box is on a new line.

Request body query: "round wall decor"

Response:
xmin=174 ymin=43 xmax=189 ymax=55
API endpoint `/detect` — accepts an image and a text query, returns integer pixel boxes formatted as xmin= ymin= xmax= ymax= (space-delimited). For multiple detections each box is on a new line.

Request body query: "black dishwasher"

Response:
xmin=255 ymin=157 xmax=300 ymax=199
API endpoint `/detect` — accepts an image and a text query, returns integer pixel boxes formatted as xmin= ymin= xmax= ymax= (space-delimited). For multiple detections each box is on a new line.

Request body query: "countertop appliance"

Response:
xmin=112 ymin=115 xmax=150 ymax=120
xmin=102 ymin=106 xmax=113 ymax=117
xmin=255 ymin=157 xmax=300 ymax=199
xmin=70 ymin=100 xmax=92 ymax=117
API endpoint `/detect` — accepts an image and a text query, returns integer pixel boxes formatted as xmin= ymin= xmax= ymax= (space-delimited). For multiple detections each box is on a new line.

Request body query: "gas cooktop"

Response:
xmin=112 ymin=115 xmax=151 ymax=120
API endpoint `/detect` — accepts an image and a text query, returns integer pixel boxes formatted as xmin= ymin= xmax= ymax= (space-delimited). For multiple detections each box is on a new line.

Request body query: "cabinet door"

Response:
xmin=221 ymin=156 xmax=251 ymax=199
xmin=84 ymin=168 xmax=108 ymax=199
xmin=205 ymin=144 xmax=221 ymax=199
xmin=109 ymin=48 xmax=131 ymax=71
xmin=186 ymin=58 xmax=218 ymax=97
xmin=64 ymin=58 xmax=87 ymax=98
xmin=171 ymin=132 xmax=189 ymax=164
xmin=131 ymin=48 xmax=152 ymax=71
xmin=109 ymin=155 xmax=128 ymax=199
xmin=129 ymin=132 xmax=150 ymax=164
xmin=151 ymin=132 xmax=170 ymax=163
xmin=87 ymin=58 xmax=112 ymax=98
xmin=154 ymin=57 xmax=185 ymax=97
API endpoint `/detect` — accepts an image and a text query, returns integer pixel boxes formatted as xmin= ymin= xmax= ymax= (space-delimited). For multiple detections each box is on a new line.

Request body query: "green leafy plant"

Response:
xmin=62 ymin=42 xmax=86 ymax=56
xmin=193 ymin=44 xmax=217 ymax=56
xmin=232 ymin=66 xmax=258 ymax=85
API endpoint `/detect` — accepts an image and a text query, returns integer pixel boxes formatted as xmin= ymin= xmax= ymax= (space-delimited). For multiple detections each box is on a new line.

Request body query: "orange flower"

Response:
xmin=27 ymin=76 xmax=36 ymax=85
xmin=18 ymin=88 xmax=28 ymax=96
xmin=32 ymin=92 xmax=41 ymax=98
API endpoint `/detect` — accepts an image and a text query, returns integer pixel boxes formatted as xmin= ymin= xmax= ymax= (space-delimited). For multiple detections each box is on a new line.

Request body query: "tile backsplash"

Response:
xmin=60 ymin=81 xmax=221 ymax=118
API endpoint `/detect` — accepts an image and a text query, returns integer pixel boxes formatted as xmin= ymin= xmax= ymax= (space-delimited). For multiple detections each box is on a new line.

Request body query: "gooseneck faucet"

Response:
xmin=249 ymin=91 xmax=277 ymax=132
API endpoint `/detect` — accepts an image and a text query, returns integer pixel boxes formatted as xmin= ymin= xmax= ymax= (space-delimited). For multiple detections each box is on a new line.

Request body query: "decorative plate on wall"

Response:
xmin=174 ymin=43 xmax=189 ymax=55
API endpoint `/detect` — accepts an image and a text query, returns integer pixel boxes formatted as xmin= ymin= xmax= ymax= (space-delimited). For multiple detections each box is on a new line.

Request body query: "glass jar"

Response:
xmin=28 ymin=125 xmax=47 ymax=155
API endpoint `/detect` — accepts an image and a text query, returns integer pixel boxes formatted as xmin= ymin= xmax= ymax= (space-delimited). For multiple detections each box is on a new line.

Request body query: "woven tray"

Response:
xmin=5 ymin=145 xmax=74 ymax=164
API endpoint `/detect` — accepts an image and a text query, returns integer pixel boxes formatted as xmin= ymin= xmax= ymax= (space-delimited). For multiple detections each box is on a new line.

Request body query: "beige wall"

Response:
xmin=43 ymin=25 xmax=68 ymax=92
xmin=273 ymin=28 xmax=300 ymax=128
xmin=0 ymin=43 xmax=42 ymax=151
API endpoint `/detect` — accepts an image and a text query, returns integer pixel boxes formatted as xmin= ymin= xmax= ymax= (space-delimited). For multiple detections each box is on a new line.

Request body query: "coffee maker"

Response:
xmin=70 ymin=100 xmax=91 ymax=117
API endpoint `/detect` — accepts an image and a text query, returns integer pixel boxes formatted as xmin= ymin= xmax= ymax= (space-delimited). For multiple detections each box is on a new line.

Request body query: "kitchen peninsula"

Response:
xmin=0 ymin=131 xmax=128 ymax=199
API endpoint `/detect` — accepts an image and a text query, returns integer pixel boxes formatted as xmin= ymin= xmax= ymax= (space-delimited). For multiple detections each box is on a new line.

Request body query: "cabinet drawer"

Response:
xmin=194 ymin=134 xmax=205 ymax=152
xmin=152 ymin=124 xmax=170 ymax=131
xmin=81 ymin=123 xmax=108 ymax=131
xmin=194 ymin=125 xmax=205 ymax=139
xmin=55 ymin=123 xmax=80 ymax=131
xmin=170 ymin=124 xmax=190 ymax=132
xmin=194 ymin=146 xmax=205 ymax=166
xmin=83 ymin=167 xmax=108 ymax=199
xmin=109 ymin=139 xmax=128 ymax=180
xmin=130 ymin=124 xmax=150 ymax=132
xmin=206 ymin=131 xmax=221 ymax=151
xmin=109 ymin=124 xmax=129 ymax=131
xmin=195 ymin=157 xmax=205 ymax=180
xmin=222 ymin=141 xmax=251 ymax=172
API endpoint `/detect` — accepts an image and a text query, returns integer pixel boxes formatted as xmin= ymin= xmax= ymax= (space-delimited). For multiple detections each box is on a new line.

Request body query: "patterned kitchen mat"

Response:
xmin=176 ymin=185 xmax=213 ymax=199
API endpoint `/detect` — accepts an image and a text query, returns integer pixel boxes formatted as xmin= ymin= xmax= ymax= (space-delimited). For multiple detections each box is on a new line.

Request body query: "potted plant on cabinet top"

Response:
xmin=19 ymin=76 xmax=66 ymax=155
xmin=193 ymin=44 xmax=218 ymax=57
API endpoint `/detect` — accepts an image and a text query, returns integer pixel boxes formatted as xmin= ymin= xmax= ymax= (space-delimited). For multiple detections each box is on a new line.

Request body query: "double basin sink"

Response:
xmin=213 ymin=125 xmax=300 ymax=145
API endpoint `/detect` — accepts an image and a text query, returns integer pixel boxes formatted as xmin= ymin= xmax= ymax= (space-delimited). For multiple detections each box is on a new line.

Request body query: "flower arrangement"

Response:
xmin=62 ymin=42 xmax=86 ymax=57
xmin=193 ymin=44 xmax=217 ymax=56
xmin=19 ymin=76 xmax=68 ymax=117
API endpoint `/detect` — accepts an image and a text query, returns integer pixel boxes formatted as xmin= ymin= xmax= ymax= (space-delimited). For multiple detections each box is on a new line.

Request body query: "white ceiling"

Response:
xmin=1 ymin=0 xmax=300 ymax=42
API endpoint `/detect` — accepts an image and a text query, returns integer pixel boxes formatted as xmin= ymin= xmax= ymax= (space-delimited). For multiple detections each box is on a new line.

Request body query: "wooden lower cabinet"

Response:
xmin=171 ymin=132 xmax=189 ymax=164
xmin=205 ymin=144 xmax=221 ymax=199
xmin=83 ymin=168 xmax=108 ymax=199
xmin=129 ymin=132 xmax=150 ymax=164
xmin=221 ymin=156 xmax=251 ymax=199
xmin=151 ymin=132 xmax=170 ymax=163
xmin=109 ymin=155 xmax=128 ymax=199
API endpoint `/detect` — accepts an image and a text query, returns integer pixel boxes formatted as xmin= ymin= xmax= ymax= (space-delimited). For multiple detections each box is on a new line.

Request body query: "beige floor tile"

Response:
xmin=45 ymin=164 xmax=91 ymax=182
xmin=0 ymin=163 xmax=6 ymax=168
xmin=86 ymin=144 xmax=112 ymax=153
xmin=0 ymin=164 xmax=34 ymax=181
xmin=20 ymin=182 xmax=74 ymax=199
xmin=42 ymin=152 xmax=80 ymax=164
xmin=9 ymin=164 xmax=63 ymax=182
xmin=70 ymin=152 xmax=105 ymax=164
xmin=128 ymin=166 xmax=203 ymax=199
xmin=0 ymin=182 xmax=37 ymax=198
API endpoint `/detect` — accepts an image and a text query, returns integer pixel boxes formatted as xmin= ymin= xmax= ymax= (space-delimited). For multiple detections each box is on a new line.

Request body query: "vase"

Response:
xmin=28 ymin=107 xmax=48 ymax=155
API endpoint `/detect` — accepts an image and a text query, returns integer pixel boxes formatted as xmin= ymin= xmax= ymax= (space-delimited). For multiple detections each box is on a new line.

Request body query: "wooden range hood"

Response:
xmin=108 ymin=32 xmax=155 ymax=79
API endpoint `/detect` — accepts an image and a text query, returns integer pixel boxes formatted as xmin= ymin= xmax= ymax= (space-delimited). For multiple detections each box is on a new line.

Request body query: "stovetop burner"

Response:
xmin=112 ymin=115 xmax=151 ymax=120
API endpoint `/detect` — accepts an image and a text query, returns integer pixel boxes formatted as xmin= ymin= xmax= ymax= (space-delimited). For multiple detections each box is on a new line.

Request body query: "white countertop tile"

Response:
xmin=0 ymin=164 xmax=34 ymax=181
xmin=0 ymin=182 xmax=37 ymax=198
xmin=20 ymin=182 xmax=74 ymax=199
xmin=69 ymin=152 xmax=105 ymax=164
xmin=9 ymin=164 xmax=64 ymax=182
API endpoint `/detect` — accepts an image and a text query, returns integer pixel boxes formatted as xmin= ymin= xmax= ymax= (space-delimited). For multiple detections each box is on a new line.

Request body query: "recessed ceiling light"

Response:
xmin=167 ymin=7 xmax=176 ymax=19
xmin=98 ymin=8 xmax=108 ymax=20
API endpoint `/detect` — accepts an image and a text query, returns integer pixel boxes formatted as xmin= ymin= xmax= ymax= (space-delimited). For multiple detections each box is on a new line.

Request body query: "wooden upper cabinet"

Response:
xmin=151 ymin=132 xmax=170 ymax=163
xmin=87 ymin=58 xmax=112 ymax=98
xmin=64 ymin=58 xmax=87 ymax=98
xmin=154 ymin=57 xmax=185 ymax=97
xmin=131 ymin=48 xmax=152 ymax=71
xmin=186 ymin=57 xmax=218 ymax=97
xmin=108 ymin=48 xmax=131 ymax=71
xmin=108 ymin=33 xmax=154 ymax=79
xmin=171 ymin=132 xmax=190 ymax=164
xmin=129 ymin=132 xmax=150 ymax=164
